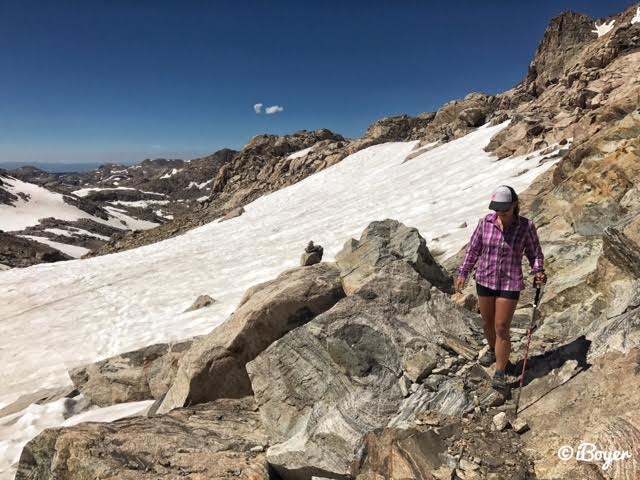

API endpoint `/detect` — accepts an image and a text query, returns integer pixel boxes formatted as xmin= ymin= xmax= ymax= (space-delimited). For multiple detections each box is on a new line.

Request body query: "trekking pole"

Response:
xmin=514 ymin=284 xmax=542 ymax=417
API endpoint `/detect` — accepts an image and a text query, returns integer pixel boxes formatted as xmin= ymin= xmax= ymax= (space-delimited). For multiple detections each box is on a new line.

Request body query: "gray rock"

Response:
xmin=0 ymin=387 xmax=80 ymax=419
xmin=220 ymin=205 xmax=245 ymax=221
xmin=493 ymin=412 xmax=509 ymax=431
xmin=402 ymin=349 xmax=438 ymax=382
xmin=69 ymin=340 xmax=193 ymax=407
xmin=602 ymin=212 xmax=640 ymax=278
xmin=15 ymin=397 xmax=270 ymax=480
xmin=246 ymin=260 xmax=481 ymax=478
xmin=511 ymin=418 xmax=530 ymax=434
xmin=158 ymin=262 xmax=345 ymax=414
xmin=335 ymin=219 xmax=453 ymax=295
xmin=398 ymin=375 xmax=411 ymax=398
xmin=184 ymin=294 xmax=216 ymax=312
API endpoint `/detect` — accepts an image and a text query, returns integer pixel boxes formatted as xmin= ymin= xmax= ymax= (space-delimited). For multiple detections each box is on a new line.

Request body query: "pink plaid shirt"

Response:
xmin=457 ymin=212 xmax=544 ymax=291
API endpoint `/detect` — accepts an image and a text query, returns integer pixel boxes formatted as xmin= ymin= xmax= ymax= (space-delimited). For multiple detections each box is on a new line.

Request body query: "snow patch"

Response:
xmin=18 ymin=235 xmax=91 ymax=258
xmin=104 ymin=207 xmax=159 ymax=230
xmin=287 ymin=145 xmax=315 ymax=160
xmin=71 ymin=186 xmax=167 ymax=198
xmin=592 ymin=19 xmax=615 ymax=37
xmin=160 ymin=168 xmax=181 ymax=179
xmin=632 ymin=7 xmax=640 ymax=25
xmin=43 ymin=228 xmax=74 ymax=238
xmin=154 ymin=209 xmax=174 ymax=220
xmin=0 ymin=177 xmax=117 ymax=232
xmin=109 ymin=200 xmax=170 ymax=208
xmin=187 ymin=179 xmax=214 ymax=189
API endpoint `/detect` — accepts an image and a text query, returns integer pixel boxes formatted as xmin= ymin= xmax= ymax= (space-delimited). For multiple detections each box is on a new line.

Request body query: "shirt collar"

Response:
xmin=487 ymin=211 xmax=520 ymax=229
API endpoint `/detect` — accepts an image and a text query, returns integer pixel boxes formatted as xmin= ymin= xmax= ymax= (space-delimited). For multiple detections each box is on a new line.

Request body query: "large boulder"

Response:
xmin=69 ymin=340 xmax=193 ymax=407
xmin=157 ymin=262 xmax=345 ymax=414
xmin=15 ymin=397 xmax=271 ymax=480
xmin=246 ymin=260 xmax=484 ymax=479
xmin=335 ymin=219 xmax=453 ymax=295
xmin=518 ymin=348 xmax=640 ymax=480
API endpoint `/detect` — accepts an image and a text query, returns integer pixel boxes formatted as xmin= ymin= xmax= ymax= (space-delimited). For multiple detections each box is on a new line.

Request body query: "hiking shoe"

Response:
xmin=492 ymin=370 xmax=510 ymax=395
xmin=505 ymin=359 xmax=518 ymax=376
xmin=478 ymin=348 xmax=496 ymax=367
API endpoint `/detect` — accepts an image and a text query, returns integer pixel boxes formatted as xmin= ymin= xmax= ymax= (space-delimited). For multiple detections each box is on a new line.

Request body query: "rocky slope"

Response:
xmin=15 ymin=215 xmax=640 ymax=479
xmin=92 ymin=128 xmax=348 ymax=255
xmin=0 ymin=172 xmax=163 ymax=267
xmin=0 ymin=149 xmax=240 ymax=267
xmin=9 ymin=4 xmax=640 ymax=479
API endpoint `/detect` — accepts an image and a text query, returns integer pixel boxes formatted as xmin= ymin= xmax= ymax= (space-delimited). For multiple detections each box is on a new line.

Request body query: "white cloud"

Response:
xmin=253 ymin=103 xmax=264 ymax=114
xmin=265 ymin=105 xmax=284 ymax=114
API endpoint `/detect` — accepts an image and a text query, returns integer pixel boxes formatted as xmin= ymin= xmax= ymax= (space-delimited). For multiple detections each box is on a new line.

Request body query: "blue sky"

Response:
xmin=0 ymin=0 xmax=635 ymax=165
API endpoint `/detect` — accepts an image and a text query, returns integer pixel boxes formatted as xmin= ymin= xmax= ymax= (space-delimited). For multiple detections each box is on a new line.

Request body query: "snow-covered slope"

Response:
xmin=0 ymin=176 xmax=106 ymax=232
xmin=0 ymin=176 xmax=158 ymax=265
xmin=0 ymin=122 xmax=561 ymax=476
xmin=0 ymin=175 xmax=159 ymax=233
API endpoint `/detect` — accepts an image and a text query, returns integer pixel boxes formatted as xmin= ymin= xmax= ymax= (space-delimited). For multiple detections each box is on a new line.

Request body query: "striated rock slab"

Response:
xmin=157 ymin=262 xmax=345 ymax=414
xmin=69 ymin=340 xmax=193 ymax=407
xmin=603 ymin=212 xmax=640 ymax=278
xmin=15 ymin=397 xmax=271 ymax=480
xmin=246 ymin=260 xmax=482 ymax=479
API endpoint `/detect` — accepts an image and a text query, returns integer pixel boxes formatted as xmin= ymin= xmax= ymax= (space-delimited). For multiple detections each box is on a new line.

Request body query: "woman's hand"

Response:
xmin=534 ymin=271 xmax=547 ymax=288
xmin=455 ymin=276 xmax=466 ymax=294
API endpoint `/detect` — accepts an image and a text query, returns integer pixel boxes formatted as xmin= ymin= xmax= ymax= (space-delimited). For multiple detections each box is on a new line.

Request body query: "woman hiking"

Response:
xmin=455 ymin=185 xmax=547 ymax=395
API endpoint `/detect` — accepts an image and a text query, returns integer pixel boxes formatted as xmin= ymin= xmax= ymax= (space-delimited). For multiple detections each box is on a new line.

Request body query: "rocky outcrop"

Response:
xmin=15 ymin=397 xmax=272 ymax=480
xmin=0 ymin=174 xmax=18 ymax=205
xmin=486 ymin=5 xmax=640 ymax=158
xmin=0 ymin=232 xmax=72 ymax=268
xmin=348 ymin=92 xmax=498 ymax=157
xmin=157 ymin=262 xmax=345 ymax=414
xmin=353 ymin=411 xmax=534 ymax=480
xmin=524 ymin=11 xmax=596 ymax=97
xmin=245 ymin=260 xmax=487 ymax=479
xmin=69 ymin=340 xmax=193 ymax=407
xmin=518 ymin=348 xmax=640 ymax=479
xmin=92 ymin=129 xmax=349 ymax=255
xmin=602 ymin=212 xmax=640 ymax=278
xmin=335 ymin=219 xmax=453 ymax=295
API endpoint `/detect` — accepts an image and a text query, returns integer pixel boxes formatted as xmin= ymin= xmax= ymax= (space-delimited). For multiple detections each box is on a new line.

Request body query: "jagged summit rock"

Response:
xmin=524 ymin=11 xmax=597 ymax=96
xmin=335 ymin=219 xmax=453 ymax=295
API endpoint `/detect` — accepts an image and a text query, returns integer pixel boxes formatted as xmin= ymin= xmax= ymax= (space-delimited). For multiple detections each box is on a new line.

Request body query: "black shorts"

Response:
xmin=476 ymin=282 xmax=520 ymax=300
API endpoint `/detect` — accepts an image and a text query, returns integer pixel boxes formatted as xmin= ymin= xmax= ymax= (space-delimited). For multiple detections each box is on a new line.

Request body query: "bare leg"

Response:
xmin=478 ymin=295 xmax=496 ymax=350
xmin=494 ymin=297 xmax=519 ymax=371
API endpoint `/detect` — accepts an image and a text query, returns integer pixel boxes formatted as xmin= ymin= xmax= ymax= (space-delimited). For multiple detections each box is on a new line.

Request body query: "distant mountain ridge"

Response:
xmin=0 ymin=161 xmax=112 ymax=173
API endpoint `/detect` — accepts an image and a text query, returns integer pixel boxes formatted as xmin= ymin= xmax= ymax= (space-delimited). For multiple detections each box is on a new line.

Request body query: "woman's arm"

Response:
xmin=457 ymin=218 xmax=484 ymax=282
xmin=524 ymin=220 xmax=544 ymax=274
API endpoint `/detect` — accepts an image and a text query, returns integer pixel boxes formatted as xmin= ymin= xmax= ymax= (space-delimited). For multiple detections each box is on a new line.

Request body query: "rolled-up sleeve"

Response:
xmin=458 ymin=219 xmax=483 ymax=280
xmin=524 ymin=220 xmax=544 ymax=273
